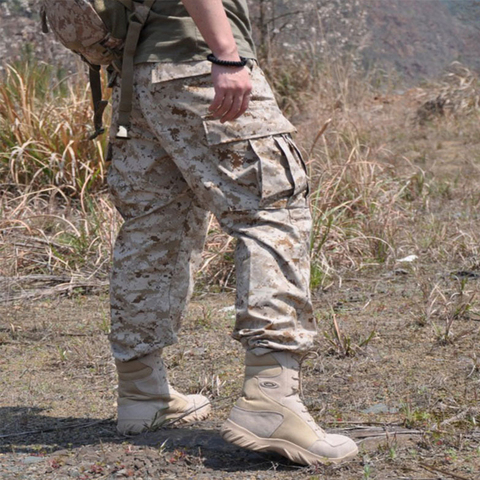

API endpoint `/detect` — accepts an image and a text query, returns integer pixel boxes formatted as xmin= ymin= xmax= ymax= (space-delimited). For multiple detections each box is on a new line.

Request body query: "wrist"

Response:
xmin=211 ymin=44 xmax=240 ymax=62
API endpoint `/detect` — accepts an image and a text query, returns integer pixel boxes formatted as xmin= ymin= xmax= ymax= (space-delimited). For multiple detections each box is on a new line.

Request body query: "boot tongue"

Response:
xmin=262 ymin=352 xmax=327 ymax=438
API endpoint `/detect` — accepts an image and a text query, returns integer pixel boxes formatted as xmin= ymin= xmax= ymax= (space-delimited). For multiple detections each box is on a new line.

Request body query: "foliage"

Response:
xmin=2 ymin=8 xmax=480 ymax=294
xmin=0 ymin=56 xmax=108 ymax=196
xmin=323 ymin=312 xmax=376 ymax=357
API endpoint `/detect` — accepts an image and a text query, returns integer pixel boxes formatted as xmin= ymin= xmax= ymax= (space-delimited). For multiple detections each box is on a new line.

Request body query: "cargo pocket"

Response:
xmin=203 ymin=109 xmax=296 ymax=146
xmin=199 ymin=64 xmax=307 ymax=210
xmin=248 ymin=134 xmax=308 ymax=209
xmin=275 ymin=134 xmax=309 ymax=197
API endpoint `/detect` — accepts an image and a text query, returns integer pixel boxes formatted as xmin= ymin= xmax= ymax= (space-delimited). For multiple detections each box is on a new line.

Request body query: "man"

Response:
xmin=107 ymin=0 xmax=358 ymax=465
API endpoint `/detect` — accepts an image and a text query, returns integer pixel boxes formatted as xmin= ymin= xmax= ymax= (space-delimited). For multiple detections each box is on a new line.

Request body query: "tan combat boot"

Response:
xmin=116 ymin=351 xmax=211 ymax=434
xmin=221 ymin=351 xmax=358 ymax=465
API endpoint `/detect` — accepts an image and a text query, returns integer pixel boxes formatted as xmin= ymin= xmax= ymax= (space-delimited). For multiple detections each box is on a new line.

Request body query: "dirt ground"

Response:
xmin=1 ymin=268 xmax=479 ymax=479
xmin=1 ymin=60 xmax=480 ymax=479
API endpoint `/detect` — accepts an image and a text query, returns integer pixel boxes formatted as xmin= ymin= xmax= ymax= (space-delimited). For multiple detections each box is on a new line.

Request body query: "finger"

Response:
xmin=231 ymin=92 xmax=251 ymax=121
xmin=220 ymin=94 xmax=244 ymax=123
xmin=209 ymin=90 xmax=225 ymax=114
xmin=213 ymin=93 xmax=234 ymax=119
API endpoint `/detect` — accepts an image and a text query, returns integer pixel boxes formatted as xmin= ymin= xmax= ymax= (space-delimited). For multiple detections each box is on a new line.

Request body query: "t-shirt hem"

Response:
xmin=135 ymin=50 xmax=257 ymax=65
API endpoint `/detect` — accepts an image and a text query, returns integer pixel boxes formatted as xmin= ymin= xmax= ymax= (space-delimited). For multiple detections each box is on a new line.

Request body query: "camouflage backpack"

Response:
xmin=41 ymin=0 xmax=155 ymax=139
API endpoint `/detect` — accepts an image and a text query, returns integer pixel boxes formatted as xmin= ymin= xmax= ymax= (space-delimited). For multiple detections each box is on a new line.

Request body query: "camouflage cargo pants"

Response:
xmin=107 ymin=61 xmax=317 ymax=361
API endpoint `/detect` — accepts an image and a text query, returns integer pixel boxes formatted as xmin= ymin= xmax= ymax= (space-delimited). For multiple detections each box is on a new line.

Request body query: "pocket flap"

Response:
xmin=203 ymin=106 xmax=296 ymax=145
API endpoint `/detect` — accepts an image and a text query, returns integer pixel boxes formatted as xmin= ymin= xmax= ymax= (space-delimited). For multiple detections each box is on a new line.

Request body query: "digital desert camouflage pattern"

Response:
xmin=42 ymin=0 xmax=124 ymax=66
xmin=107 ymin=61 xmax=317 ymax=361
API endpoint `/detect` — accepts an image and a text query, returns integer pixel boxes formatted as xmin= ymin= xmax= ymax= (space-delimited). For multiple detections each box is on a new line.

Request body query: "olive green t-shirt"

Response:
xmin=136 ymin=0 xmax=256 ymax=63
xmin=99 ymin=0 xmax=257 ymax=63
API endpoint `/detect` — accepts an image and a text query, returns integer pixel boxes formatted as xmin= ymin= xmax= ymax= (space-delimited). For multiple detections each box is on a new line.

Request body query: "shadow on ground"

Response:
xmin=0 ymin=407 xmax=300 ymax=473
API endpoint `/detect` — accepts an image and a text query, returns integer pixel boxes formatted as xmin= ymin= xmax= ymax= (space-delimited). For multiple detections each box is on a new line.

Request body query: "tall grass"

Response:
xmin=307 ymin=123 xmax=402 ymax=287
xmin=1 ymin=192 xmax=120 ymax=280
xmin=0 ymin=56 xmax=108 ymax=196
xmin=297 ymin=61 xmax=480 ymax=289
xmin=2 ymin=53 xmax=480 ymax=293
xmin=0 ymin=56 xmax=116 ymax=285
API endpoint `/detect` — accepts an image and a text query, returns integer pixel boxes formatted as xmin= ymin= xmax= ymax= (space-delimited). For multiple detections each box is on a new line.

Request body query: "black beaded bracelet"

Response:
xmin=207 ymin=53 xmax=248 ymax=67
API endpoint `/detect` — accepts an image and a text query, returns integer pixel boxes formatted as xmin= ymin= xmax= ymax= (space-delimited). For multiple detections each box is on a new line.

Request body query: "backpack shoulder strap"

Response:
xmin=116 ymin=0 xmax=155 ymax=138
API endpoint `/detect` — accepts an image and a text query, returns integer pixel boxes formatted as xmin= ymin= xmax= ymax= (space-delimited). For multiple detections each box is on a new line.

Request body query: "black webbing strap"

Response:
xmin=40 ymin=5 xmax=49 ymax=33
xmin=115 ymin=0 xmax=155 ymax=139
xmin=88 ymin=65 xmax=109 ymax=140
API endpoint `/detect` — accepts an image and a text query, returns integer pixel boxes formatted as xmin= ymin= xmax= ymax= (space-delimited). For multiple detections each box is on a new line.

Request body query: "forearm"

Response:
xmin=181 ymin=0 xmax=240 ymax=60
xmin=181 ymin=0 xmax=251 ymax=122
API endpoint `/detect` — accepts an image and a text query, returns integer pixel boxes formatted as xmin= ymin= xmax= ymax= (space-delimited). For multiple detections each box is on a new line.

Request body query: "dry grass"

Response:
xmin=0 ymin=190 xmax=121 ymax=300
xmin=3 ymin=56 xmax=480 ymax=297
xmin=415 ymin=63 xmax=480 ymax=124
xmin=0 ymin=57 xmax=109 ymax=195
xmin=293 ymin=60 xmax=480 ymax=289
xmin=1 ymin=49 xmax=480 ymax=479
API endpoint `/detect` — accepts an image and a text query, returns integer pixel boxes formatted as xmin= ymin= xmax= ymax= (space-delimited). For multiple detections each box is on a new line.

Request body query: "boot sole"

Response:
xmin=221 ymin=419 xmax=358 ymax=466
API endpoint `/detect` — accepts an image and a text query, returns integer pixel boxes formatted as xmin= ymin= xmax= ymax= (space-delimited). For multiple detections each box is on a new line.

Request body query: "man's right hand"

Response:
xmin=180 ymin=0 xmax=253 ymax=123
xmin=209 ymin=64 xmax=252 ymax=123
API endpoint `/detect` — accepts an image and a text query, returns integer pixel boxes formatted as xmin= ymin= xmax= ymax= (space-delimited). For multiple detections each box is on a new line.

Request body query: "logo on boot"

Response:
xmin=260 ymin=381 xmax=279 ymax=389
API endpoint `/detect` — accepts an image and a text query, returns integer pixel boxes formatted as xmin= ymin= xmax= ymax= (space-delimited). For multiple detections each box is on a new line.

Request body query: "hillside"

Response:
xmin=363 ymin=0 xmax=480 ymax=79
xmin=2 ymin=0 xmax=480 ymax=81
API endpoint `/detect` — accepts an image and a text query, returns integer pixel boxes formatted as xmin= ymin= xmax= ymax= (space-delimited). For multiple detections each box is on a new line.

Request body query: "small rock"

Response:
xmin=21 ymin=456 xmax=45 ymax=465
xmin=397 ymin=254 xmax=418 ymax=263
xmin=219 ymin=305 xmax=235 ymax=312
xmin=361 ymin=403 xmax=398 ymax=414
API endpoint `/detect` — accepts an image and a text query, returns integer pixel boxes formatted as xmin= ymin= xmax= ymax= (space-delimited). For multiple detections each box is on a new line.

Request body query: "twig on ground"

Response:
xmin=0 ymin=275 xmax=72 ymax=283
xmin=419 ymin=462 xmax=473 ymax=480
xmin=324 ymin=420 xmax=403 ymax=426
xmin=0 ymin=280 xmax=109 ymax=302
xmin=438 ymin=407 xmax=478 ymax=427
xmin=0 ymin=417 xmax=114 ymax=439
